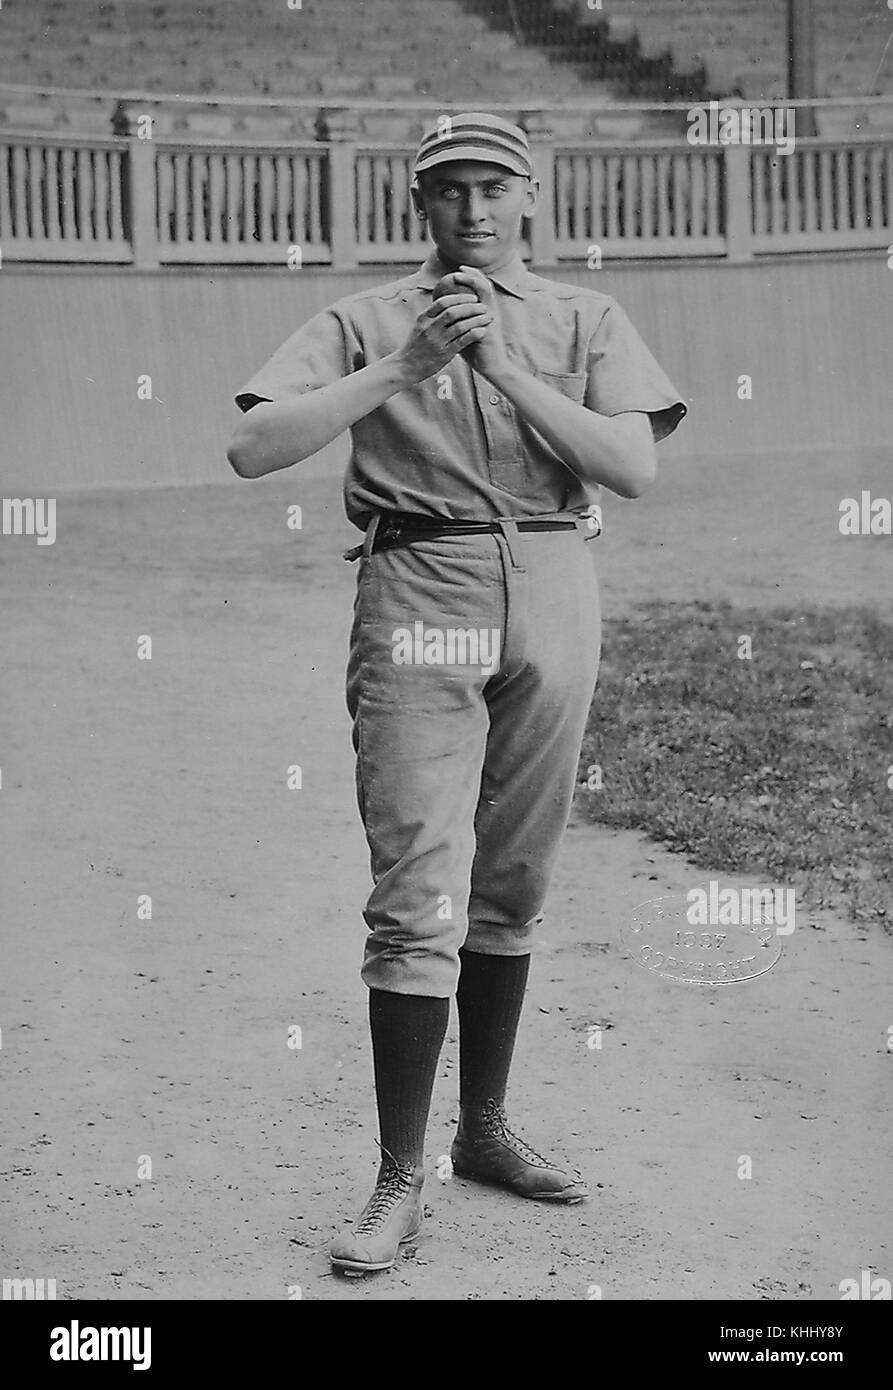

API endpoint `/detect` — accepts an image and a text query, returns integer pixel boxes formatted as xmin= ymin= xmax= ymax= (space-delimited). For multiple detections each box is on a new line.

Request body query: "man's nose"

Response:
xmin=460 ymin=191 xmax=487 ymax=223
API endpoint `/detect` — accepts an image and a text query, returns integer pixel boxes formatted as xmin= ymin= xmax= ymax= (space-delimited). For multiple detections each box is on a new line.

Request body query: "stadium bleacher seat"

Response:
xmin=0 ymin=0 xmax=888 ymax=143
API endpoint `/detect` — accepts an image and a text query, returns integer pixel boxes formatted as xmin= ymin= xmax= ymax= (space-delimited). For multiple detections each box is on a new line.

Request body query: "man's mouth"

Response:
xmin=457 ymin=231 xmax=494 ymax=240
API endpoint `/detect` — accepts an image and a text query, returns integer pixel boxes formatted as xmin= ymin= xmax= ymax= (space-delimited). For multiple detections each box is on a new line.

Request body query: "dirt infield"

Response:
xmin=1 ymin=449 xmax=890 ymax=1300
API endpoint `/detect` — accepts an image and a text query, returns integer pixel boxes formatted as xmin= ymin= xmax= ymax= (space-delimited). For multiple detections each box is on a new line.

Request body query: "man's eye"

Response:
xmin=486 ymin=184 xmax=508 ymax=195
xmin=439 ymin=186 xmax=461 ymax=199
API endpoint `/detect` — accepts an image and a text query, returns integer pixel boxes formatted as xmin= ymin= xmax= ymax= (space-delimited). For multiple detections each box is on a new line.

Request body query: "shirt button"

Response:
xmin=488 ymin=394 xmax=501 ymax=405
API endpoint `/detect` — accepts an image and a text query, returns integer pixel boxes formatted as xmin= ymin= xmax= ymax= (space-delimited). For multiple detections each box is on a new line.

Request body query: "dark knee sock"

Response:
xmin=457 ymin=949 xmax=531 ymax=1108
xmin=369 ymin=988 xmax=450 ymax=1168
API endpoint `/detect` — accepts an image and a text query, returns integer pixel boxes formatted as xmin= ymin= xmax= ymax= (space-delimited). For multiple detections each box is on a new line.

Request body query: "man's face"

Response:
xmin=413 ymin=161 xmax=538 ymax=273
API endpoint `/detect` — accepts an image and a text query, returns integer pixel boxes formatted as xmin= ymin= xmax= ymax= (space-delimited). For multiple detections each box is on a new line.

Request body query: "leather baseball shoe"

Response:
xmin=330 ymin=1154 xmax=425 ymax=1276
xmin=451 ymin=1098 xmax=588 ymax=1203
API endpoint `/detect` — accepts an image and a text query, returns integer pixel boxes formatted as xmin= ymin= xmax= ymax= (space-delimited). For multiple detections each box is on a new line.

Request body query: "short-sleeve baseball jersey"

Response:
xmin=236 ymin=250 xmax=687 ymax=531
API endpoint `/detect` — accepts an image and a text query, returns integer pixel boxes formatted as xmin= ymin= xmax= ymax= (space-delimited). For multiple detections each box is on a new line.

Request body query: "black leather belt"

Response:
xmin=372 ymin=512 xmax=577 ymax=554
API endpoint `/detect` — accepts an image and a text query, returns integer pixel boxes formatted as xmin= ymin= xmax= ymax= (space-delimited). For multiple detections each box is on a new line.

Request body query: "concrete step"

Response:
xmin=0 ymin=101 xmax=61 ymax=129
xmin=371 ymin=75 xmax=420 ymax=97
xmin=318 ymin=73 xmax=371 ymax=96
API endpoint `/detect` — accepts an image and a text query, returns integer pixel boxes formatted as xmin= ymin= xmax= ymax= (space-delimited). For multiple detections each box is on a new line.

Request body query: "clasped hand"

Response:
xmin=399 ymin=265 xmax=510 ymax=384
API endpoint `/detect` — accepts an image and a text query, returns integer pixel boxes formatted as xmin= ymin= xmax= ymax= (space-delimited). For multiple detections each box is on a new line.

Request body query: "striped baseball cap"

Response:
xmin=413 ymin=112 xmax=532 ymax=179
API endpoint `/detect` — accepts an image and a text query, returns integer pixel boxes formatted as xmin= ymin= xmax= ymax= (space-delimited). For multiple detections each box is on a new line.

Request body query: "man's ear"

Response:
xmin=410 ymin=181 xmax=427 ymax=220
xmin=523 ymin=177 xmax=541 ymax=218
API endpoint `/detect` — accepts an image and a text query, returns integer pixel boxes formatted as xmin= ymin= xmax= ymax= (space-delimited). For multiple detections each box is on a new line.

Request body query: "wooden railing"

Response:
xmin=750 ymin=140 xmax=893 ymax=251
xmin=552 ymin=144 xmax=726 ymax=258
xmin=153 ymin=144 xmax=330 ymax=263
xmin=355 ymin=149 xmax=428 ymax=262
xmin=0 ymin=134 xmax=130 ymax=261
xmin=1 ymin=119 xmax=891 ymax=268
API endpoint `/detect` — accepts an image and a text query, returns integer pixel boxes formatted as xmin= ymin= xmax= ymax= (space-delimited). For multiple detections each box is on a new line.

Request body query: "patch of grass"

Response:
xmin=579 ymin=601 xmax=893 ymax=926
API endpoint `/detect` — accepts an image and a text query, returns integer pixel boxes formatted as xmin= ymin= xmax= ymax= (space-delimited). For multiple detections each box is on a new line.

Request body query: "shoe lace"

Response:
xmin=355 ymin=1149 xmax=416 ymax=1236
xmin=481 ymin=1099 xmax=553 ymax=1168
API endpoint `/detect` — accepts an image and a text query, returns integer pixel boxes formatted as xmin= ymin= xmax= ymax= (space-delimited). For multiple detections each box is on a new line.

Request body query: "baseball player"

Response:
xmin=228 ymin=113 xmax=686 ymax=1277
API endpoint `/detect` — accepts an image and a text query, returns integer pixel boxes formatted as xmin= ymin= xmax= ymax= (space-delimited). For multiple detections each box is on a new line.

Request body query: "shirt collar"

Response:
xmin=411 ymin=250 xmax=529 ymax=300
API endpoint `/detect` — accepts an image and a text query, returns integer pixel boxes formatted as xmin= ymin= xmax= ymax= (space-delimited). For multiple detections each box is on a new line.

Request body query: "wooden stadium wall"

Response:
xmin=2 ymin=254 xmax=889 ymax=493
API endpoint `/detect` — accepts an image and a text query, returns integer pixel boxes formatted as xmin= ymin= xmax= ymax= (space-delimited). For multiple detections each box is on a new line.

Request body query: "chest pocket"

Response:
xmin=486 ymin=367 xmax=590 ymax=503
xmin=536 ymin=369 xmax=588 ymax=404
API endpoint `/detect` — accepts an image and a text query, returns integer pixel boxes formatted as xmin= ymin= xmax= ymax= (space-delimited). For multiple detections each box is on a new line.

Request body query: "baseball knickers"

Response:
xmin=345 ymin=517 xmax=602 ymax=997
